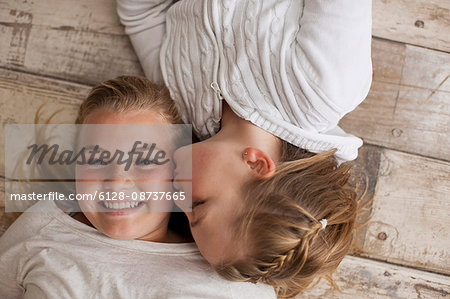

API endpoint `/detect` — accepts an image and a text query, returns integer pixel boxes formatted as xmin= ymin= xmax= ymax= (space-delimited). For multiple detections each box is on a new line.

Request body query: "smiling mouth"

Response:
xmin=99 ymin=201 xmax=146 ymax=211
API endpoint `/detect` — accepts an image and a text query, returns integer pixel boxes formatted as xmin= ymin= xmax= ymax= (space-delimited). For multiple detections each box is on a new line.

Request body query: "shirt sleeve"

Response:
xmin=116 ymin=0 xmax=174 ymax=84
xmin=0 ymin=204 xmax=56 ymax=299
xmin=293 ymin=0 xmax=373 ymax=131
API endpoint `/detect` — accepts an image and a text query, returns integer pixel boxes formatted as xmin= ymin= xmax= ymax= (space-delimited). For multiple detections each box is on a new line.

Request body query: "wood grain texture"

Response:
xmin=373 ymin=0 xmax=450 ymax=52
xmin=0 ymin=210 xmax=20 ymax=237
xmin=340 ymin=39 xmax=450 ymax=161
xmin=300 ymin=255 xmax=450 ymax=298
xmin=347 ymin=145 xmax=381 ymax=252
xmin=0 ymin=68 xmax=87 ymax=186
xmin=0 ymin=0 xmax=143 ymax=85
xmin=0 ymin=177 xmax=4 ymax=209
xmin=349 ymin=144 xmax=450 ymax=275
xmin=361 ymin=148 xmax=450 ymax=275
xmin=0 ymin=68 xmax=88 ymax=230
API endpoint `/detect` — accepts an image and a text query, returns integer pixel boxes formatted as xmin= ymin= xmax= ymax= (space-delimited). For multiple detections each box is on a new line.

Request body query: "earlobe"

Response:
xmin=242 ymin=148 xmax=276 ymax=179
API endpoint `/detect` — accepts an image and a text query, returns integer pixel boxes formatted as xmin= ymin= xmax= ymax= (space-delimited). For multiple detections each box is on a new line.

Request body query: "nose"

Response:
xmin=102 ymin=164 xmax=135 ymax=191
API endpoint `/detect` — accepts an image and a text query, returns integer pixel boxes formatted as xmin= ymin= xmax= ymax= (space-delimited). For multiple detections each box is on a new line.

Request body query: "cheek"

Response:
xmin=136 ymin=165 xmax=174 ymax=190
xmin=76 ymin=181 xmax=99 ymax=192
xmin=136 ymin=178 xmax=174 ymax=194
xmin=192 ymin=148 xmax=215 ymax=182
xmin=136 ymin=167 xmax=175 ymax=211
xmin=76 ymin=165 xmax=105 ymax=194
xmin=192 ymin=151 xmax=229 ymax=197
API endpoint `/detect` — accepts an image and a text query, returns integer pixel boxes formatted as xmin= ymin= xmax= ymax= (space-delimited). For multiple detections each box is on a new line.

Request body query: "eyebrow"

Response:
xmin=134 ymin=145 xmax=166 ymax=152
xmin=82 ymin=145 xmax=167 ymax=154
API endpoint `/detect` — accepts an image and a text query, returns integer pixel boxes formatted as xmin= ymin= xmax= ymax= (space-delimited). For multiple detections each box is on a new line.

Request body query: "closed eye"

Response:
xmin=192 ymin=201 xmax=205 ymax=209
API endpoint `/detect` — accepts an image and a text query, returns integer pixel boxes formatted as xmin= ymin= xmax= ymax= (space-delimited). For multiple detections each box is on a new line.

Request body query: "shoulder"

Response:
xmin=0 ymin=201 xmax=60 ymax=297
xmin=156 ymin=252 xmax=276 ymax=298
xmin=228 ymin=281 xmax=276 ymax=299
xmin=185 ymin=255 xmax=276 ymax=298
xmin=0 ymin=202 xmax=57 ymax=249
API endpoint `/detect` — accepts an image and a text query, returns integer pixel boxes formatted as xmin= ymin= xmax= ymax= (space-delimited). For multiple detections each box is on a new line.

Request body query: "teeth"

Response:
xmin=102 ymin=201 xmax=142 ymax=210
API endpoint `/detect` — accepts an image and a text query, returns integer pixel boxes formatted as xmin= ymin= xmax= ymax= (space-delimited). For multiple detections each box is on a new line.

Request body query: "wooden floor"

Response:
xmin=1 ymin=0 xmax=449 ymax=298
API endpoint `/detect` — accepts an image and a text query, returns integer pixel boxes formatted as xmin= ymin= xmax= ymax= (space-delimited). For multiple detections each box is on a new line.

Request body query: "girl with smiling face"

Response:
xmin=0 ymin=76 xmax=275 ymax=298
xmin=73 ymin=87 xmax=184 ymax=244
xmin=118 ymin=0 xmax=373 ymax=297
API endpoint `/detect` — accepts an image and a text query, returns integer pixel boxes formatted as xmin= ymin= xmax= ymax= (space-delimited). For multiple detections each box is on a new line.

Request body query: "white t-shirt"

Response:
xmin=0 ymin=201 xmax=275 ymax=299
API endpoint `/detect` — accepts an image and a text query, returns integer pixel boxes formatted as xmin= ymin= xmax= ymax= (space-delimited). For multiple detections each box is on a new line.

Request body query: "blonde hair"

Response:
xmin=216 ymin=143 xmax=359 ymax=298
xmin=76 ymin=76 xmax=182 ymax=124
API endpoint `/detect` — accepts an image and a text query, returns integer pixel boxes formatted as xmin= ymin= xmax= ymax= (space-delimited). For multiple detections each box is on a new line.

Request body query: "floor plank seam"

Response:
xmin=372 ymin=35 xmax=450 ymax=54
xmin=0 ymin=66 xmax=93 ymax=88
xmin=361 ymin=142 xmax=450 ymax=163
xmin=350 ymin=253 xmax=450 ymax=278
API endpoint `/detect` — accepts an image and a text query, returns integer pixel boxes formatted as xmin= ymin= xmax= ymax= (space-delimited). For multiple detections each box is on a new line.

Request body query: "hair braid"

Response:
xmin=216 ymin=145 xmax=359 ymax=298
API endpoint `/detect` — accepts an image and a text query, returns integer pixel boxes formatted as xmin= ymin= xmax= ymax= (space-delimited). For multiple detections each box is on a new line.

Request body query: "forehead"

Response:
xmin=80 ymin=108 xmax=176 ymax=151
xmin=84 ymin=108 xmax=167 ymax=124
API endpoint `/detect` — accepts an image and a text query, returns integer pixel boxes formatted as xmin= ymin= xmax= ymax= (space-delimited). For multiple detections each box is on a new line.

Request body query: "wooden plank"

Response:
xmin=0 ymin=0 xmax=143 ymax=85
xmin=0 ymin=68 xmax=89 ymax=231
xmin=0 ymin=68 xmax=87 ymax=126
xmin=301 ymin=255 xmax=450 ymax=298
xmin=0 ymin=208 xmax=21 ymax=237
xmin=358 ymin=148 xmax=450 ymax=275
xmin=348 ymin=145 xmax=381 ymax=252
xmin=340 ymin=38 xmax=450 ymax=161
xmin=0 ymin=177 xmax=4 ymax=210
xmin=373 ymin=0 xmax=450 ymax=52
xmin=0 ymin=69 xmax=88 ymax=230
xmin=0 ymin=0 xmax=124 ymax=35
xmin=0 ymin=68 xmax=88 ymax=187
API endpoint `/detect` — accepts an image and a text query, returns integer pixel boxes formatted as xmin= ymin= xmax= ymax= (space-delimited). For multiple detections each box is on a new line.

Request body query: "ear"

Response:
xmin=242 ymin=147 xmax=276 ymax=179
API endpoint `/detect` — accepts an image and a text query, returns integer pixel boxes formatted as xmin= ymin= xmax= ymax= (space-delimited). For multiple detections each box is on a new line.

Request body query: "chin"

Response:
xmin=103 ymin=232 xmax=132 ymax=240
xmin=99 ymin=226 xmax=141 ymax=240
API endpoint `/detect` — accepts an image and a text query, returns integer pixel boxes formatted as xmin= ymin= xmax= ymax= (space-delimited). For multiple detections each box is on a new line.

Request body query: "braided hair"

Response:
xmin=215 ymin=144 xmax=358 ymax=298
